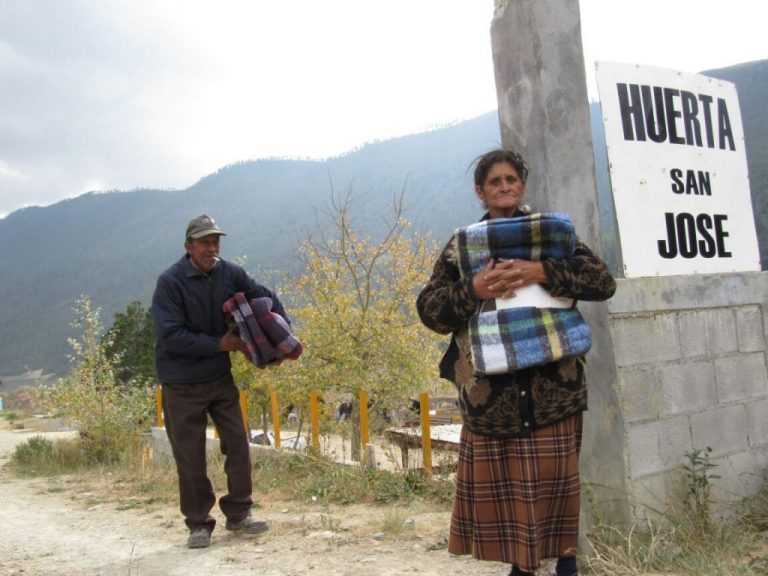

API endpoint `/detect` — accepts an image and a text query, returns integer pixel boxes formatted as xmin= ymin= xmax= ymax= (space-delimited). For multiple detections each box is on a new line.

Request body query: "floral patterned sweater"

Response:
xmin=416 ymin=215 xmax=616 ymax=437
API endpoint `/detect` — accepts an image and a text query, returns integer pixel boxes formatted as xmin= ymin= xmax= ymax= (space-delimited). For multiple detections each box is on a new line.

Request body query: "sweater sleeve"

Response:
xmin=540 ymin=238 xmax=617 ymax=301
xmin=416 ymin=241 xmax=480 ymax=335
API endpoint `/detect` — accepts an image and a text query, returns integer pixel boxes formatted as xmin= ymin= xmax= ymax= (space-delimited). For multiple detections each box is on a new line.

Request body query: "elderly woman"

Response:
xmin=416 ymin=149 xmax=615 ymax=576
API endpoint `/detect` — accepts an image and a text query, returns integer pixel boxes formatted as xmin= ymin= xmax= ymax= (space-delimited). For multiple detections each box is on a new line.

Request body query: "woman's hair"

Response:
xmin=472 ymin=148 xmax=529 ymax=187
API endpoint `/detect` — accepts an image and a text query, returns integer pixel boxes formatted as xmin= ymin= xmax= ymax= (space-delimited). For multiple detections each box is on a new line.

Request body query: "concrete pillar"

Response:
xmin=490 ymin=0 xmax=630 ymax=526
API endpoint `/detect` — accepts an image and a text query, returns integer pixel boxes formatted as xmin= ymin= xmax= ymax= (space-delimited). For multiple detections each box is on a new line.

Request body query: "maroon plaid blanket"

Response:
xmin=222 ymin=292 xmax=302 ymax=367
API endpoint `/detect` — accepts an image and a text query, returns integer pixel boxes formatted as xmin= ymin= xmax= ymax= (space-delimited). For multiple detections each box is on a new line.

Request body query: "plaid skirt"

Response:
xmin=449 ymin=412 xmax=583 ymax=572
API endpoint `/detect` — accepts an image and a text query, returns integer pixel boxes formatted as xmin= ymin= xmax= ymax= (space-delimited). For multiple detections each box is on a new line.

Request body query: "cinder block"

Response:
xmin=630 ymin=469 xmax=687 ymax=521
xmin=710 ymin=448 xmax=768 ymax=507
xmin=746 ymin=397 xmax=768 ymax=447
xmin=612 ymin=314 xmax=680 ymax=367
xmin=690 ymin=404 xmax=748 ymax=457
xmin=658 ymin=360 xmax=717 ymax=417
xmin=715 ymin=353 xmax=768 ymax=403
xmin=626 ymin=416 xmax=692 ymax=478
xmin=703 ymin=308 xmax=738 ymax=355
xmin=617 ymin=367 xmax=661 ymax=423
xmin=735 ymin=305 xmax=766 ymax=353
xmin=151 ymin=426 xmax=174 ymax=461
xmin=678 ymin=311 xmax=709 ymax=359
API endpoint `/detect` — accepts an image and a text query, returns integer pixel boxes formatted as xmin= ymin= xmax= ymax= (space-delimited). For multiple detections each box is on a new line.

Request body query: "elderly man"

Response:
xmin=152 ymin=214 xmax=289 ymax=549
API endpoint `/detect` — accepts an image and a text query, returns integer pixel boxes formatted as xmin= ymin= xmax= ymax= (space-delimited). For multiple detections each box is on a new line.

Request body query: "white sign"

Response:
xmin=595 ymin=61 xmax=761 ymax=277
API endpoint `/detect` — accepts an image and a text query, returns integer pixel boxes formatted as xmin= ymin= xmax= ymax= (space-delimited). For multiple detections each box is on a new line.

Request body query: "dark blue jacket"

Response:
xmin=151 ymin=255 xmax=288 ymax=384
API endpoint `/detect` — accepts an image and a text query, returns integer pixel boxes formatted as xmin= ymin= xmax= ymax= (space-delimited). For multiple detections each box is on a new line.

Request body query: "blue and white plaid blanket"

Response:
xmin=455 ymin=212 xmax=575 ymax=275
xmin=453 ymin=213 xmax=591 ymax=374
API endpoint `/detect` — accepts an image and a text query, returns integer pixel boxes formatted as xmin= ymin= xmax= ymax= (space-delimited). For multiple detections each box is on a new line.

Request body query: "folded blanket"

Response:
xmin=469 ymin=307 xmax=592 ymax=374
xmin=222 ymin=293 xmax=303 ymax=367
xmin=453 ymin=213 xmax=590 ymax=374
xmin=455 ymin=212 xmax=575 ymax=277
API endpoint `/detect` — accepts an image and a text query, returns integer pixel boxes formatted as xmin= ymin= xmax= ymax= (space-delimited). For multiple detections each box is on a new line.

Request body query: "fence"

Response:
xmin=154 ymin=388 xmax=459 ymax=473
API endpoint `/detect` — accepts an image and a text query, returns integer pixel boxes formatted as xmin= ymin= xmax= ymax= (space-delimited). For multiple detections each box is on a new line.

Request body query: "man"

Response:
xmin=152 ymin=214 xmax=289 ymax=549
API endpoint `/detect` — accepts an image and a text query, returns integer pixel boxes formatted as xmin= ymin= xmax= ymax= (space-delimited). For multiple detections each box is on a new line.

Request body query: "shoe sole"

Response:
xmin=226 ymin=523 xmax=269 ymax=535
xmin=187 ymin=536 xmax=211 ymax=549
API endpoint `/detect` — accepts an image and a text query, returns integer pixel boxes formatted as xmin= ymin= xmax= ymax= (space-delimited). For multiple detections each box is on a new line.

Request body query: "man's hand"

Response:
xmin=218 ymin=330 xmax=247 ymax=353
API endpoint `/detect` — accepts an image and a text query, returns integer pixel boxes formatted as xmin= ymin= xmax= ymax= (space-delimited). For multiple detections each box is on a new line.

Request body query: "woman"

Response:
xmin=416 ymin=149 xmax=616 ymax=576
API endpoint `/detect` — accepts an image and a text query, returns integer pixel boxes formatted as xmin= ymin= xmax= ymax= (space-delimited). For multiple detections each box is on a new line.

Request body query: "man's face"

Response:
xmin=185 ymin=234 xmax=221 ymax=273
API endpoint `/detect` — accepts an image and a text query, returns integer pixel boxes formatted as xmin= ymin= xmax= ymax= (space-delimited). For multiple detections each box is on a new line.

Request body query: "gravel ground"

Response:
xmin=0 ymin=420 xmax=523 ymax=576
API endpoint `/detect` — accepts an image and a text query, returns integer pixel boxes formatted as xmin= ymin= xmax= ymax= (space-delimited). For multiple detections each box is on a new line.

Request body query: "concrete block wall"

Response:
xmin=150 ymin=426 xmax=270 ymax=464
xmin=606 ymin=272 xmax=768 ymax=520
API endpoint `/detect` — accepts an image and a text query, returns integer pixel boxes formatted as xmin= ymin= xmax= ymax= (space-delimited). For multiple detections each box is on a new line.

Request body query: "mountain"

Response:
xmin=0 ymin=113 xmax=502 ymax=378
xmin=1 ymin=60 xmax=765 ymax=379
xmin=701 ymin=60 xmax=768 ymax=266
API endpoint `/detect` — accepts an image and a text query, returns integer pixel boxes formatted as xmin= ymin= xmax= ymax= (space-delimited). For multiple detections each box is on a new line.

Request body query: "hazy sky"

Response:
xmin=1 ymin=0 xmax=766 ymax=218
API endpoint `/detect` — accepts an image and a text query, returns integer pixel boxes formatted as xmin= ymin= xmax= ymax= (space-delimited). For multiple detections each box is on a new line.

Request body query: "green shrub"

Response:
xmin=2 ymin=410 xmax=21 ymax=422
xmin=9 ymin=435 xmax=89 ymax=476
xmin=11 ymin=435 xmax=54 ymax=466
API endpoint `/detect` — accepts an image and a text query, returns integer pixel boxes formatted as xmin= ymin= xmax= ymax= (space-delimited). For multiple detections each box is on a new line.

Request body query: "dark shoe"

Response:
xmin=556 ymin=555 xmax=578 ymax=576
xmin=187 ymin=527 xmax=211 ymax=549
xmin=225 ymin=515 xmax=269 ymax=535
xmin=509 ymin=566 xmax=535 ymax=576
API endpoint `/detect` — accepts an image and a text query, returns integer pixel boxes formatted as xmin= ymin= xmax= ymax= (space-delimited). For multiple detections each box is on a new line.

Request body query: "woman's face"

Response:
xmin=475 ymin=161 xmax=525 ymax=218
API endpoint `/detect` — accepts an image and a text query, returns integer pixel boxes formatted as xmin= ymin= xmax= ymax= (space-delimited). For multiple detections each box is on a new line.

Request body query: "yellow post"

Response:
xmin=270 ymin=390 xmax=281 ymax=448
xmin=419 ymin=392 xmax=432 ymax=474
xmin=141 ymin=442 xmax=152 ymax=471
xmin=155 ymin=387 xmax=164 ymax=427
xmin=310 ymin=391 xmax=320 ymax=451
xmin=239 ymin=390 xmax=250 ymax=437
xmin=359 ymin=390 xmax=370 ymax=463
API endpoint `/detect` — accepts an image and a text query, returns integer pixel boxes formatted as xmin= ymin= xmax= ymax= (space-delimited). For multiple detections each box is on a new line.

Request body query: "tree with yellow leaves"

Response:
xmin=232 ymin=190 xmax=448 ymax=459
xmin=46 ymin=296 xmax=154 ymax=463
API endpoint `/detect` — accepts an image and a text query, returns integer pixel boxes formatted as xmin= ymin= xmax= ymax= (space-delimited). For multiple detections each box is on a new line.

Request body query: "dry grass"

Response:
xmin=8 ymin=426 xmax=768 ymax=575
xmin=582 ymin=477 xmax=768 ymax=576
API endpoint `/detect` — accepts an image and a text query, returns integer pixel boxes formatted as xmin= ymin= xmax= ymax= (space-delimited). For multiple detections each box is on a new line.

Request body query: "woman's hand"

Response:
xmin=471 ymin=258 xmax=547 ymax=300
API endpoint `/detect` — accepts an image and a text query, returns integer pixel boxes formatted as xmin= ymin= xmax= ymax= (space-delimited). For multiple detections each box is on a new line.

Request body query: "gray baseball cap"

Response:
xmin=185 ymin=214 xmax=226 ymax=240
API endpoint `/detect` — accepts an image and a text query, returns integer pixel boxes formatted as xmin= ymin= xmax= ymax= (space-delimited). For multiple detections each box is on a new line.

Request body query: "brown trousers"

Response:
xmin=162 ymin=374 xmax=253 ymax=531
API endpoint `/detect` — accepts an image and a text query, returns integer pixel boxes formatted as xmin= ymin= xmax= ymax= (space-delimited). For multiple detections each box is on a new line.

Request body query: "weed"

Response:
xmin=377 ymin=508 xmax=415 ymax=540
xmin=683 ymin=446 xmax=720 ymax=526
xmin=740 ymin=471 xmax=768 ymax=532
xmin=320 ymin=506 xmax=340 ymax=532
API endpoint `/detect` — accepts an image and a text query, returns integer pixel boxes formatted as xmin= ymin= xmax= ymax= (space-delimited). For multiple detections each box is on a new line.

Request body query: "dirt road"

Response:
xmin=0 ymin=424 xmax=513 ymax=576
